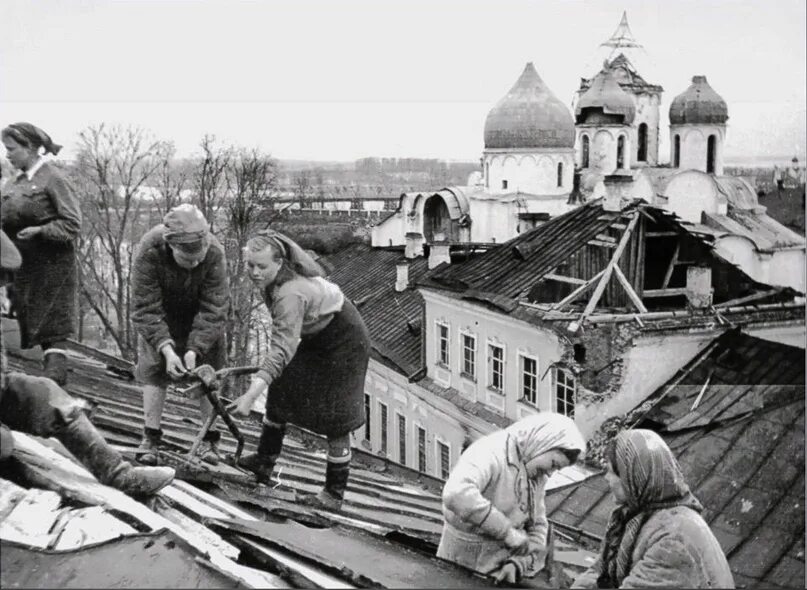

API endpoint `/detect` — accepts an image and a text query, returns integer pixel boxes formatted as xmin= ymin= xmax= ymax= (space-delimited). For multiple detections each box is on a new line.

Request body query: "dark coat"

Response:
xmin=131 ymin=225 xmax=229 ymax=357
xmin=0 ymin=161 xmax=81 ymax=348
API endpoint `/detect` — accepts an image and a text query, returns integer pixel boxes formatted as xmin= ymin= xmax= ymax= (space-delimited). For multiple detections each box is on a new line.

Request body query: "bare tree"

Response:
xmin=151 ymin=141 xmax=188 ymax=220
xmin=72 ymin=124 xmax=170 ymax=359
xmin=192 ymin=134 xmax=233 ymax=228
xmin=221 ymin=147 xmax=278 ymax=367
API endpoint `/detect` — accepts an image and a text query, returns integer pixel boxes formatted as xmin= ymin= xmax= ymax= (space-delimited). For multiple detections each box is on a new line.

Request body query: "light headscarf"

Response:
xmin=2 ymin=123 xmax=62 ymax=156
xmin=506 ymin=413 xmax=586 ymax=466
xmin=246 ymin=229 xmax=325 ymax=278
xmin=596 ymin=429 xmax=703 ymax=588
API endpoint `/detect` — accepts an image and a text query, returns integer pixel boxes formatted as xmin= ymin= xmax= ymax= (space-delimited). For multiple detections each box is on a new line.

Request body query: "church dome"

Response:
xmin=669 ymin=75 xmax=728 ymax=125
xmin=575 ymin=68 xmax=636 ymax=125
xmin=484 ymin=62 xmax=575 ymax=150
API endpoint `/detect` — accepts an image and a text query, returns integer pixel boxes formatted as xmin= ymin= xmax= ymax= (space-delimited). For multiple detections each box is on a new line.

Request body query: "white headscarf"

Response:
xmin=506 ymin=413 xmax=586 ymax=465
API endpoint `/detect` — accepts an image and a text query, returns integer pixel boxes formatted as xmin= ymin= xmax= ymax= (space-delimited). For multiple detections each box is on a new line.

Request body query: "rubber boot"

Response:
xmin=137 ymin=427 xmax=162 ymax=466
xmin=238 ymin=419 xmax=285 ymax=485
xmin=199 ymin=430 xmax=222 ymax=465
xmin=43 ymin=349 xmax=68 ymax=386
xmin=310 ymin=457 xmax=350 ymax=510
xmin=59 ymin=412 xmax=175 ymax=495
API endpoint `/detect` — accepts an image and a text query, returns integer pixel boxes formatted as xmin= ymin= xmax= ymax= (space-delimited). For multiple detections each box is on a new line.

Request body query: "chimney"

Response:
xmin=405 ymin=232 xmax=424 ymax=259
xmin=428 ymin=232 xmax=451 ymax=269
xmin=602 ymin=187 xmax=622 ymax=212
xmin=395 ymin=262 xmax=409 ymax=292
xmin=686 ymin=265 xmax=713 ymax=309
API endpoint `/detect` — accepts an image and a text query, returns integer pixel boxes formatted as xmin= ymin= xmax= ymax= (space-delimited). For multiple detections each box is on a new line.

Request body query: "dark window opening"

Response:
xmin=707 ymin=135 xmax=717 ymax=173
xmin=557 ymin=162 xmax=563 ymax=187
xmin=417 ymin=427 xmax=427 ymax=472
xmin=582 ymin=135 xmax=590 ymax=168
xmin=674 ymin=135 xmax=680 ymax=167
xmin=363 ymin=394 xmax=371 ymax=442
xmin=502 ymin=179 xmax=508 ymax=190
xmin=638 ymin=123 xmax=648 ymax=162
xmin=397 ymin=414 xmax=406 ymax=466
xmin=573 ymin=344 xmax=587 ymax=363
xmin=438 ymin=441 xmax=451 ymax=480
xmin=617 ymin=135 xmax=626 ymax=169
xmin=379 ymin=402 xmax=388 ymax=454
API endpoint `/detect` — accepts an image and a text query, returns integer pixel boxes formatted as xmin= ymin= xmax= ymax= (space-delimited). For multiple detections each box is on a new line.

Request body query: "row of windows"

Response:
xmin=486 ymin=163 xmax=565 ymax=190
xmin=436 ymin=322 xmax=577 ymax=417
xmin=363 ymin=394 xmax=452 ymax=479
xmin=579 ymin=123 xmax=648 ymax=168
xmin=672 ymin=134 xmax=717 ymax=173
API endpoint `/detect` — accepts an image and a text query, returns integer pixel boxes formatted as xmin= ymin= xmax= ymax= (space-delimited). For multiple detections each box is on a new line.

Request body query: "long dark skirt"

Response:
xmin=12 ymin=239 xmax=78 ymax=349
xmin=265 ymin=299 xmax=369 ymax=437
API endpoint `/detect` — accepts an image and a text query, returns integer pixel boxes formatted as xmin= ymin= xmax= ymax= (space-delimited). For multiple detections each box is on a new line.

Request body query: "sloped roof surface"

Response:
xmin=325 ymin=244 xmax=428 ymax=377
xmin=670 ymin=75 xmax=729 ymax=125
xmin=423 ymin=201 xmax=623 ymax=300
xmin=546 ymin=331 xmax=806 ymax=589
xmin=576 ymin=68 xmax=636 ymax=124
xmin=704 ymin=209 xmax=806 ymax=252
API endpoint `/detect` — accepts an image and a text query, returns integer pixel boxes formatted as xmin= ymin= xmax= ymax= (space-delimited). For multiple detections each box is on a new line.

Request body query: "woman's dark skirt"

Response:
xmin=265 ymin=299 xmax=370 ymax=437
xmin=12 ymin=239 xmax=78 ymax=349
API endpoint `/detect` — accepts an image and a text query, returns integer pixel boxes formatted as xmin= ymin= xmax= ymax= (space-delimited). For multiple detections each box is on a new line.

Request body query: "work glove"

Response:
xmin=503 ymin=527 xmax=530 ymax=556
xmin=183 ymin=350 xmax=197 ymax=371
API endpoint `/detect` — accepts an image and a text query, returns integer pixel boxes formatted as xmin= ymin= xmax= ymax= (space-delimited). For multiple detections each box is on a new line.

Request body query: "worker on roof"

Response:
xmin=227 ymin=229 xmax=370 ymax=511
xmin=0 ymin=229 xmax=175 ymax=495
xmin=572 ymin=429 xmax=734 ymax=589
xmin=131 ymin=204 xmax=229 ymax=466
xmin=1 ymin=123 xmax=82 ymax=386
xmin=437 ymin=413 xmax=586 ymax=585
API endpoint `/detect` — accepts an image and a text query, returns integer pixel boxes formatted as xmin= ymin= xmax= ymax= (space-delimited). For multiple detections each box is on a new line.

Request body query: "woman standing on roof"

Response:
xmin=437 ymin=413 xmax=586 ymax=585
xmin=571 ymin=429 xmax=734 ymax=589
xmin=227 ymin=229 xmax=370 ymax=510
xmin=1 ymin=123 xmax=82 ymax=386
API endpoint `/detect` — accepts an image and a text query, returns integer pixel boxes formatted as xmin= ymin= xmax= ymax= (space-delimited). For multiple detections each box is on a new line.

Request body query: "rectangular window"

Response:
xmin=488 ymin=343 xmax=504 ymax=393
xmin=502 ymin=179 xmax=508 ymax=190
xmin=461 ymin=332 xmax=476 ymax=380
xmin=554 ymin=367 xmax=577 ymax=418
xmin=436 ymin=322 xmax=450 ymax=366
xmin=417 ymin=426 xmax=427 ymax=473
xmin=363 ymin=393 xmax=371 ymax=441
xmin=397 ymin=413 xmax=407 ymax=466
xmin=520 ymin=354 xmax=539 ymax=407
xmin=379 ymin=402 xmax=388 ymax=454
xmin=437 ymin=440 xmax=451 ymax=480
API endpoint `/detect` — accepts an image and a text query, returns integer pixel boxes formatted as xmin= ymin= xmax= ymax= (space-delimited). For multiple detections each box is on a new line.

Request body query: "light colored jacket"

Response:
xmin=437 ymin=414 xmax=585 ymax=579
xmin=572 ymin=506 xmax=735 ymax=589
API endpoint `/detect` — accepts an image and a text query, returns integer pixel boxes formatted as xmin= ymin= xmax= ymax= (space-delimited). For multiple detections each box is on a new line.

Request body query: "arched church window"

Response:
xmin=674 ymin=135 xmax=680 ymax=167
xmin=557 ymin=162 xmax=563 ymax=188
xmin=582 ymin=135 xmax=590 ymax=168
xmin=617 ymin=135 xmax=626 ymax=169
xmin=707 ymin=135 xmax=717 ymax=174
xmin=638 ymin=123 xmax=648 ymax=162
xmin=485 ymin=162 xmax=489 ymax=188
xmin=502 ymin=180 xmax=508 ymax=190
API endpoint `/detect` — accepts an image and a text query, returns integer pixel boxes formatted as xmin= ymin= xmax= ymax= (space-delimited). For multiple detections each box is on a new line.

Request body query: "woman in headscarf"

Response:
xmin=572 ymin=429 xmax=734 ymax=589
xmin=1 ymin=123 xmax=81 ymax=385
xmin=437 ymin=413 xmax=586 ymax=585
xmin=227 ymin=230 xmax=370 ymax=510
xmin=131 ymin=204 xmax=229 ymax=465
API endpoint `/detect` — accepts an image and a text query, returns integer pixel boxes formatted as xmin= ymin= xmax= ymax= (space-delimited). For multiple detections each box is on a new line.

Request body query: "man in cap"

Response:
xmin=131 ymin=204 xmax=229 ymax=465
xmin=0 ymin=230 xmax=175 ymax=494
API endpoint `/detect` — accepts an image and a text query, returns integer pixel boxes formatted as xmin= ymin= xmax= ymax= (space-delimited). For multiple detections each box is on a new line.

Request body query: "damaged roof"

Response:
xmin=545 ymin=330 xmax=806 ymax=589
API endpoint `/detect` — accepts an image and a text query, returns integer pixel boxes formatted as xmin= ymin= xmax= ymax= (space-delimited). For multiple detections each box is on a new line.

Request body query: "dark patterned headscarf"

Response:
xmin=596 ymin=429 xmax=703 ymax=588
xmin=1 ymin=123 xmax=62 ymax=156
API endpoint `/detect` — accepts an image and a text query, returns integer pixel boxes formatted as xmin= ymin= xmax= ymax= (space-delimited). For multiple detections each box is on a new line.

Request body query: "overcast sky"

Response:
xmin=1 ymin=0 xmax=805 ymax=163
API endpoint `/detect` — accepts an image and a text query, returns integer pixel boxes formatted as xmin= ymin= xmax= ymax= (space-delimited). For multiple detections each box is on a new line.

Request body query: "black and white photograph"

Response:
xmin=0 ymin=0 xmax=805 ymax=588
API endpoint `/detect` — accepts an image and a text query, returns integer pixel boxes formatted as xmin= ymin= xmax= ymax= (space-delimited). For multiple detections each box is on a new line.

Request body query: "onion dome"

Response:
xmin=575 ymin=68 xmax=636 ymax=124
xmin=484 ymin=62 xmax=575 ymax=149
xmin=669 ymin=75 xmax=728 ymax=125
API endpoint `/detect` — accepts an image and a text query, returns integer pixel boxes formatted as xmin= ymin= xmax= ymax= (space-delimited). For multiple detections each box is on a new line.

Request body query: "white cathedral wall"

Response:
xmin=371 ymin=211 xmax=407 ymax=247
xmin=632 ymin=93 xmax=661 ymax=166
xmin=484 ymin=150 xmax=574 ymax=196
xmin=468 ymin=198 xmax=518 ymax=244
xmin=664 ymin=170 xmax=727 ymax=222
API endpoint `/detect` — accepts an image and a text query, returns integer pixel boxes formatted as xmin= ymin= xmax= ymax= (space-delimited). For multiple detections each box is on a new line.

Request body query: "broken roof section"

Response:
xmin=420 ymin=200 xmax=802 ymax=319
xmin=546 ymin=329 xmax=805 ymax=589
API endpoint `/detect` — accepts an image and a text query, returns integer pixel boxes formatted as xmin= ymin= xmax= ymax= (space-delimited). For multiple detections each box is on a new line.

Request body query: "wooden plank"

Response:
xmin=661 ymin=242 xmax=680 ymax=289
xmin=577 ymin=212 xmax=640 ymax=326
xmin=64 ymin=339 xmax=134 ymax=373
xmin=643 ymin=288 xmax=688 ymax=298
xmin=550 ymin=270 xmax=605 ymax=312
xmin=593 ymin=233 xmax=617 ymax=243
xmin=9 ymin=432 xmax=286 ymax=589
xmin=155 ymin=500 xmax=240 ymax=560
xmin=586 ymin=239 xmax=617 ymax=249
xmin=50 ymin=506 xmax=138 ymax=550
xmin=544 ymin=273 xmax=586 ymax=285
xmin=645 ymin=231 xmax=679 ymax=237
xmin=613 ymin=264 xmax=648 ymax=313
xmin=0 ymin=487 xmax=63 ymax=548
xmin=714 ymin=288 xmax=783 ymax=309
